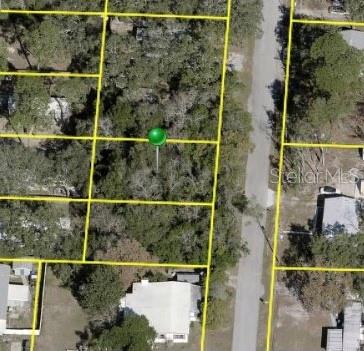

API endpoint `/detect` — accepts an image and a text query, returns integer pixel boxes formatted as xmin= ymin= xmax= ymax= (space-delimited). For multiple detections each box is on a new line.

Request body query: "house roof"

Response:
xmin=8 ymin=284 xmax=29 ymax=303
xmin=341 ymin=30 xmax=364 ymax=50
xmin=326 ymin=329 xmax=343 ymax=351
xmin=124 ymin=280 xmax=201 ymax=336
xmin=322 ymin=196 xmax=359 ymax=235
xmin=13 ymin=262 xmax=33 ymax=271
xmin=343 ymin=302 xmax=362 ymax=351
xmin=176 ymin=272 xmax=200 ymax=284
xmin=0 ymin=264 xmax=10 ymax=321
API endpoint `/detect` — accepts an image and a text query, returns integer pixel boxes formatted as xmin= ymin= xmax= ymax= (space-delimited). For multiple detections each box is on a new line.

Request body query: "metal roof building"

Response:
xmin=122 ymin=280 xmax=201 ymax=343
xmin=343 ymin=302 xmax=362 ymax=351
xmin=0 ymin=265 xmax=10 ymax=334
xmin=326 ymin=329 xmax=343 ymax=351
xmin=322 ymin=196 xmax=359 ymax=235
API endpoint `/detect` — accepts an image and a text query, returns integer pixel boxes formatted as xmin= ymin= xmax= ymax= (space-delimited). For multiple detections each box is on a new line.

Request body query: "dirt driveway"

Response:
xmin=36 ymin=267 xmax=88 ymax=351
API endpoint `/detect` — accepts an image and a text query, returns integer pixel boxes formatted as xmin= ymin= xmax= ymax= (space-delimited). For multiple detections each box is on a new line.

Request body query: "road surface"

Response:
xmin=231 ymin=0 xmax=282 ymax=350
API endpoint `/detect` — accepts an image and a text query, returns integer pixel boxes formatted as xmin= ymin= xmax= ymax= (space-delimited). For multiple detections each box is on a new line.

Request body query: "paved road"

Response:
xmin=231 ymin=0 xmax=282 ymax=351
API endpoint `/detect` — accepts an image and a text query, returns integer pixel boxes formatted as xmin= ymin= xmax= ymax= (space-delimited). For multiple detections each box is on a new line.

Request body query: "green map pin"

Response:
xmin=148 ymin=127 xmax=167 ymax=146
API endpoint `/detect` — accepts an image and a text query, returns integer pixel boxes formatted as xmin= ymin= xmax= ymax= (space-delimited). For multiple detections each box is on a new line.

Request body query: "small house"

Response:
xmin=320 ymin=196 xmax=359 ymax=236
xmin=121 ymin=279 xmax=201 ymax=343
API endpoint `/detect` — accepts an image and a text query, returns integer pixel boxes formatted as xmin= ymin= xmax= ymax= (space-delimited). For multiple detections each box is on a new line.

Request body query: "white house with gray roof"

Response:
xmin=325 ymin=301 xmax=364 ymax=351
xmin=120 ymin=280 xmax=201 ymax=343
xmin=322 ymin=196 xmax=359 ymax=236
xmin=0 ymin=263 xmax=32 ymax=336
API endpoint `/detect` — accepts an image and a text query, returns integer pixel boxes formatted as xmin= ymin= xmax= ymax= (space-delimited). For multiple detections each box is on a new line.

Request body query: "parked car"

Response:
xmin=328 ymin=5 xmax=348 ymax=14
xmin=332 ymin=0 xmax=344 ymax=6
xmin=319 ymin=186 xmax=342 ymax=195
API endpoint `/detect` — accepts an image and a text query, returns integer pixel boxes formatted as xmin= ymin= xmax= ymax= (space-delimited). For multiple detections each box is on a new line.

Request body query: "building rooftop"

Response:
xmin=322 ymin=196 xmax=359 ymax=235
xmin=326 ymin=329 xmax=343 ymax=351
xmin=0 ymin=264 xmax=10 ymax=321
xmin=343 ymin=302 xmax=362 ymax=351
xmin=12 ymin=262 xmax=33 ymax=271
xmin=341 ymin=30 xmax=364 ymax=50
xmin=124 ymin=280 xmax=201 ymax=336
xmin=8 ymin=284 xmax=29 ymax=303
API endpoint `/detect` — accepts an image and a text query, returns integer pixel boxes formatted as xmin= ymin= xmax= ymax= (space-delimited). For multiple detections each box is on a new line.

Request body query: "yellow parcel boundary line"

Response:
xmin=293 ymin=18 xmax=364 ymax=27
xmin=0 ymin=133 xmax=218 ymax=145
xmin=0 ymin=195 xmax=213 ymax=207
xmin=275 ymin=266 xmax=364 ymax=272
xmin=284 ymin=142 xmax=364 ymax=149
xmin=82 ymin=0 xmax=114 ymax=262
xmin=0 ymin=3 xmax=228 ymax=350
xmin=200 ymin=0 xmax=231 ymax=350
xmin=0 ymin=71 xmax=99 ymax=78
xmin=0 ymin=8 xmax=227 ymax=21
xmin=0 ymin=257 xmax=207 ymax=268
xmin=30 ymin=262 xmax=42 ymax=351
xmin=265 ymin=0 xmax=295 ymax=350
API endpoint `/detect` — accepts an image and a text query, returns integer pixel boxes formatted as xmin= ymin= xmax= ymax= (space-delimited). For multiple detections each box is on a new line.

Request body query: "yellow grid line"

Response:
xmin=0 ymin=195 xmax=213 ymax=206
xmin=0 ymin=257 xmax=207 ymax=268
xmin=265 ymin=0 xmax=295 ymax=350
xmin=275 ymin=266 xmax=364 ymax=272
xmin=0 ymin=71 xmax=99 ymax=78
xmin=0 ymin=9 xmax=104 ymax=16
xmin=0 ymin=8 xmax=227 ymax=21
xmin=108 ymin=12 xmax=228 ymax=21
xmin=293 ymin=18 xmax=364 ymax=27
xmin=83 ymin=0 xmax=112 ymax=262
xmin=0 ymin=3 xmax=228 ymax=350
xmin=284 ymin=142 xmax=364 ymax=149
xmin=90 ymin=198 xmax=213 ymax=206
xmin=0 ymin=133 xmax=218 ymax=145
xmin=97 ymin=136 xmax=218 ymax=144
xmin=30 ymin=261 xmax=42 ymax=351
xmin=200 ymin=0 xmax=231 ymax=350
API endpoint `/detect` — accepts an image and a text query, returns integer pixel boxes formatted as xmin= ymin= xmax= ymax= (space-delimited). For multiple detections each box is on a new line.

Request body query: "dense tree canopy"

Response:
xmin=1 ymin=0 xmax=102 ymax=10
xmin=0 ymin=201 xmax=84 ymax=259
xmin=347 ymin=0 xmax=364 ymax=20
xmin=0 ymin=76 xmax=95 ymax=135
xmin=0 ymin=140 xmax=90 ymax=197
xmin=91 ymin=314 xmax=156 ymax=351
xmin=76 ymin=265 xmax=124 ymax=317
xmin=0 ymin=14 xmax=102 ymax=72
xmin=89 ymin=204 xmax=210 ymax=263
xmin=109 ymin=0 xmax=227 ymax=15
xmin=93 ymin=142 xmax=214 ymax=201
xmin=287 ymin=26 xmax=364 ymax=141
xmin=101 ymin=18 xmax=224 ymax=139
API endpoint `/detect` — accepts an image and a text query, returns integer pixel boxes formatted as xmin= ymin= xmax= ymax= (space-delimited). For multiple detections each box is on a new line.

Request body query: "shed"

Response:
xmin=322 ymin=196 xmax=359 ymax=236
xmin=343 ymin=302 xmax=362 ymax=351
xmin=326 ymin=329 xmax=343 ymax=351
xmin=13 ymin=262 xmax=33 ymax=277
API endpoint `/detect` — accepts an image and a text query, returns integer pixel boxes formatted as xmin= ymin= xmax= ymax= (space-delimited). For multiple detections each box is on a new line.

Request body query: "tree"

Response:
xmin=92 ymin=314 xmax=156 ymax=351
xmin=287 ymin=27 xmax=364 ymax=141
xmin=25 ymin=18 xmax=71 ymax=70
xmin=11 ymin=77 xmax=50 ymax=133
xmin=77 ymin=265 xmax=123 ymax=316
xmin=283 ymin=270 xmax=354 ymax=313
xmin=90 ymin=204 xmax=210 ymax=264
xmin=0 ymin=40 xmax=7 ymax=70
xmin=0 ymin=140 xmax=89 ymax=197
xmin=312 ymin=233 xmax=364 ymax=268
xmin=0 ymin=201 xmax=84 ymax=259
xmin=347 ymin=0 xmax=364 ymax=21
